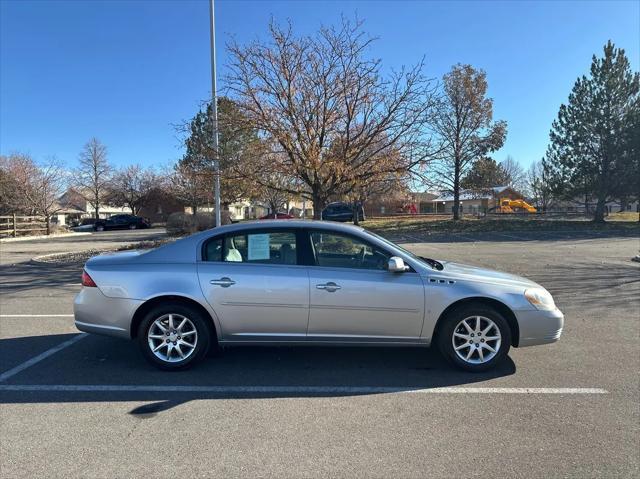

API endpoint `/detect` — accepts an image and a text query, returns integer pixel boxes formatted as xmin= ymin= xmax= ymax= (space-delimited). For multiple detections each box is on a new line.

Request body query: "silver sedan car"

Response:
xmin=74 ymin=220 xmax=564 ymax=372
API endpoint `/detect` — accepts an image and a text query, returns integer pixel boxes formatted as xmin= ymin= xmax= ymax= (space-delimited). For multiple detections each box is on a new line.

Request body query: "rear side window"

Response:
xmin=204 ymin=238 xmax=223 ymax=262
xmin=204 ymin=231 xmax=298 ymax=265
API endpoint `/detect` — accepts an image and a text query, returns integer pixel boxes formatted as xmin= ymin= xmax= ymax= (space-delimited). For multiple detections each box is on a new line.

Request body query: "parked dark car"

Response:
xmin=70 ymin=218 xmax=97 ymax=228
xmin=94 ymin=214 xmax=150 ymax=231
xmin=259 ymin=212 xmax=294 ymax=219
xmin=321 ymin=202 xmax=365 ymax=222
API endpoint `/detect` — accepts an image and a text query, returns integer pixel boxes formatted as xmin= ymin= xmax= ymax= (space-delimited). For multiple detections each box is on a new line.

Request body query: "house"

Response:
xmin=363 ymin=191 xmax=439 ymax=217
xmin=427 ymin=186 xmax=524 ymax=215
xmin=137 ymin=187 xmax=185 ymax=223
xmin=225 ymin=197 xmax=313 ymax=220
xmin=54 ymin=188 xmax=132 ymax=226
xmin=548 ymin=196 xmax=639 ymax=215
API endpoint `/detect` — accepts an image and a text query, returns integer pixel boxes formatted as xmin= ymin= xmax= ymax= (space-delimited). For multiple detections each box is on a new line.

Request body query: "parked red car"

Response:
xmin=258 ymin=212 xmax=294 ymax=220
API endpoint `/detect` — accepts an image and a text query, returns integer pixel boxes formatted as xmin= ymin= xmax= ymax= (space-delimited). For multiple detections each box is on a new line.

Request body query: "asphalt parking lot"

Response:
xmin=1 ymin=227 xmax=639 ymax=478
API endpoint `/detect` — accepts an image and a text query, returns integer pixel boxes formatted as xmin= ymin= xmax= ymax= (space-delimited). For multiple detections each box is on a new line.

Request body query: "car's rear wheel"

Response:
xmin=95 ymin=224 xmax=104 ymax=232
xmin=129 ymin=223 xmax=137 ymax=230
xmin=137 ymin=302 xmax=211 ymax=370
xmin=437 ymin=304 xmax=511 ymax=372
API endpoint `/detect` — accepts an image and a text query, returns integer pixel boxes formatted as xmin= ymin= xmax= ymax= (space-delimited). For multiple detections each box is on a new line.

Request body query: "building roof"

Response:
xmin=433 ymin=191 xmax=493 ymax=202
xmin=433 ymin=186 xmax=516 ymax=202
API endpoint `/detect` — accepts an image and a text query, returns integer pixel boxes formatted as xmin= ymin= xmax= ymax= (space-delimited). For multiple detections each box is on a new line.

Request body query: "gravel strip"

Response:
xmin=32 ymin=239 xmax=173 ymax=265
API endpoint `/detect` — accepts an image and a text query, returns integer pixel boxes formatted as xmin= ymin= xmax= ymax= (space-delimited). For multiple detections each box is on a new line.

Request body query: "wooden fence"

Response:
xmin=0 ymin=214 xmax=49 ymax=238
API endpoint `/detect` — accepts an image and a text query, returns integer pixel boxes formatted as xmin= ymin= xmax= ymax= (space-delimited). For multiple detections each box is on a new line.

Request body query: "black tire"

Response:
xmin=137 ymin=302 xmax=211 ymax=371
xmin=129 ymin=223 xmax=137 ymax=230
xmin=95 ymin=224 xmax=105 ymax=232
xmin=437 ymin=304 xmax=511 ymax=372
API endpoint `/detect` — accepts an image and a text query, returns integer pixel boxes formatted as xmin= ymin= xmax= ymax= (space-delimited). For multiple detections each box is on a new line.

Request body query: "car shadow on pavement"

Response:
xmin=0 ymin=333 xmax=516 ymax=415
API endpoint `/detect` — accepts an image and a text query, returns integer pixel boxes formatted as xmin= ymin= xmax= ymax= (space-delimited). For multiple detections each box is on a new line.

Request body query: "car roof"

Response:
xmin=212 ymin=219 xmax=364 ymax=234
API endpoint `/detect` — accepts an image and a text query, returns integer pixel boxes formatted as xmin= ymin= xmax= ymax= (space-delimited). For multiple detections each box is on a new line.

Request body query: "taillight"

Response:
xmin=81 ymin=270 xmax=97 ymax=287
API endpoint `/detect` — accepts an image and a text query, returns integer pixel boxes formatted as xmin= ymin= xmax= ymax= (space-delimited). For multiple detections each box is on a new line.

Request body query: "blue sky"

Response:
xmin=1 ymin=0 xmax=638 ymax=172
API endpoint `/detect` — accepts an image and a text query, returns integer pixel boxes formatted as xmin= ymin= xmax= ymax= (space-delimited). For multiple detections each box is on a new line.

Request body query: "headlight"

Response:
xmin=524 ymin=288 xmax=556 ymax=311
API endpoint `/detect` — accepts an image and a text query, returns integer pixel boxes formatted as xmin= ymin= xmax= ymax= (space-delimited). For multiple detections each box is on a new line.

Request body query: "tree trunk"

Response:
xmin=593 ymin=196 xmax=606 ymax=223
xmin=46 ymin=215 xmax=51 ymax=235
xmin=352 ymin=201 xmax=359 ymax=225
xmin=452 ymin=157 xmax=461 ymax=220
xmin=312 ymin=191 xmax=326 ymax=220
xmin=94 ymin=206 xmax=100 ymax=221
xmin=619 ymin=196 xmax=628 ymax=213
xmin=452 ymin=188 xmax=460 ymax=221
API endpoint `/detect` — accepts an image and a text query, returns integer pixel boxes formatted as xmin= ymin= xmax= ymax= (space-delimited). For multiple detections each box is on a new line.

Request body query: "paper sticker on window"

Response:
xmin=248 ymin=234 xmax=270 ymax=260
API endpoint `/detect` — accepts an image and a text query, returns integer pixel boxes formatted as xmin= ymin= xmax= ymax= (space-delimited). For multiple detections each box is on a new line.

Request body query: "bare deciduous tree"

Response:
xmin=527 ymin=158 xmax=555 ymax=212
xmin=29 ymin=157 xmax=67 ymax=232
xmin=170 ymin=160 xmax=212 ymax=214
xmin=0 ymin=154 xmax=67 ymax=233
xmin=500 ymin=155 xmax=527 ymax=191
xmin=430 ymin=64 xmax=507 ymax=219
xmin=226 ymin=18 xmax=437 ymax=218
xmin=257 ymin=174 xmax=294 ymax=215
xmin=109 ymin=165 xmax=157 ymax=215
xmin=76 ymin=138 xmax=112 ymax=220
xmin=0 ymin=153 xmax=37 ymax=214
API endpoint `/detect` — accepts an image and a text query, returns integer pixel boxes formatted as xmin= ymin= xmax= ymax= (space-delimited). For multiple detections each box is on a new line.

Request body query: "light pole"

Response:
xmin=209 ymin=0 xmax=221 ymax=227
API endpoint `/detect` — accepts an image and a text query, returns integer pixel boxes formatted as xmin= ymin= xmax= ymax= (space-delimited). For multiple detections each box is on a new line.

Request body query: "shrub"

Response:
xmin=166 ymin=211 xmax=231 ymax=236
xmin=166 ymin=212 xmax=195 ymax=236
xmin=194 ymin=212 xmax=215 ymax=231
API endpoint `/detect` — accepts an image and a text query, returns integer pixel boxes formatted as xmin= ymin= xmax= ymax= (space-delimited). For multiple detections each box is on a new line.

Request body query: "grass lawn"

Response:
xmin=608 ymin=211 xmax=640 ymax=222
xmin=364 ymin=214 xmax=639 ymax=236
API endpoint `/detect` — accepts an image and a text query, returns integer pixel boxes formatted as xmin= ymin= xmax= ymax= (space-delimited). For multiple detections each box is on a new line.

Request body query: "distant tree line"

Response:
xmin=1 ymin=19 xmax=636 ymax=226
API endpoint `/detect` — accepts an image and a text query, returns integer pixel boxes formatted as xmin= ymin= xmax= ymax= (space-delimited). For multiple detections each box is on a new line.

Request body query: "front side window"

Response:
xmin=204 ymin=231 xmax=297 ymax=265
xmin=310 ymin=231 xmax=390 ymax=270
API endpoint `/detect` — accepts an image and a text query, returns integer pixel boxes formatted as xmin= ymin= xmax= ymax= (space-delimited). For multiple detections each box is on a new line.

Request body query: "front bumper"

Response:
xmin=516 ymin=307 xmax=564 ymax=347
xmin=74 ymin=287 xmax=143 ymax=340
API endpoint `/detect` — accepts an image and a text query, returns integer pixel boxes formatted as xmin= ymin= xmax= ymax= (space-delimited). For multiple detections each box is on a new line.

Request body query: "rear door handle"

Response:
xmin=210 ymin=277 xmax=236 ymax=288
xmin=316 ymin=282 xmax=341 ymax=292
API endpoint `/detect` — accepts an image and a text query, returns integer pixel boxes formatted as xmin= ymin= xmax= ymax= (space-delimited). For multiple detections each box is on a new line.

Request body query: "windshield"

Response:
xmin=368 ymin=231 xmax=444 ymax=270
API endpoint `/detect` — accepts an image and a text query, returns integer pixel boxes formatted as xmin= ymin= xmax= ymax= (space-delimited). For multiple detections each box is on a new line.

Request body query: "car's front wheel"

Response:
xmin=137 ymin=302 xmax=211 ymax=370
xmin=437 ymin=304 xmax=511 ymax=372
xmin=95 ymin=224 xmax=105 ymax=232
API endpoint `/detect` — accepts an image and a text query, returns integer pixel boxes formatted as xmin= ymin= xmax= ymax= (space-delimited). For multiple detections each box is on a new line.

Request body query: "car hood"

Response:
xmin=437 ymin=261 xmax=540 ymax=289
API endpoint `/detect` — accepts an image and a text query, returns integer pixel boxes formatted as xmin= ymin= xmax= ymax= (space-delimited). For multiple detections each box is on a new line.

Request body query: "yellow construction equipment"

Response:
xmin=498 ymin=198 xmax=537 ymax=213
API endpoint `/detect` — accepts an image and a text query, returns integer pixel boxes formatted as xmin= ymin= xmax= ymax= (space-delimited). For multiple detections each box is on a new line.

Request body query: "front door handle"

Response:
xmin=210 ymin=277 xmax=236 ymax=288
xmin=316 ymin=282 xmax=341 ymax=292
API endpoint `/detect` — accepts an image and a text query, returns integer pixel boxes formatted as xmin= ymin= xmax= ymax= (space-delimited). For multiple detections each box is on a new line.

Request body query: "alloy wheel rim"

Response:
xmin=452 ymin=315 xmax=501 ymax=364
xmin=147 ymin=314 xmax=198 ymax=363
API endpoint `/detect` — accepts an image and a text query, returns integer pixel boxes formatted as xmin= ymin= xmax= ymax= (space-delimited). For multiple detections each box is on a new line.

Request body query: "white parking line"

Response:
xmin=402 ymin=234 xmax=428 ymax=243
xmin=455 ymin=234 xmax=478 ymax=242
xmin=0 ymin=385 xmax=608 ymax=394
xmin=0 ymin=314 xmax=74 ymax=317
xmin=0 ymin=333 xmax=87 ymax=383
xmin=493 ymin=232 xmax=529 ymax=241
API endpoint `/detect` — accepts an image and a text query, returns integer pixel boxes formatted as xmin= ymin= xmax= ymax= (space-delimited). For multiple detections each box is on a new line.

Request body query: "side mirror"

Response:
xmin=388 ymin=256 xmax=409 ymax=273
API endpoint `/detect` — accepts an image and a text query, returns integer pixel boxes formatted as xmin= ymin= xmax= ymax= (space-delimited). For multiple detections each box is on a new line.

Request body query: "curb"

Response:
xmin=30 ymin=249 xmax=113 ymax=265
xmin=1 ymin=232 xmax=92 ymax=243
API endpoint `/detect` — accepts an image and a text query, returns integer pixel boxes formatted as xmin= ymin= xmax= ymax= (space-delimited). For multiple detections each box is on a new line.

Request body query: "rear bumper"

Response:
xmin=74 ymin=287 xmax=143 ymax=340
xmin=516 ymin=308 xmax=564 ymax=347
